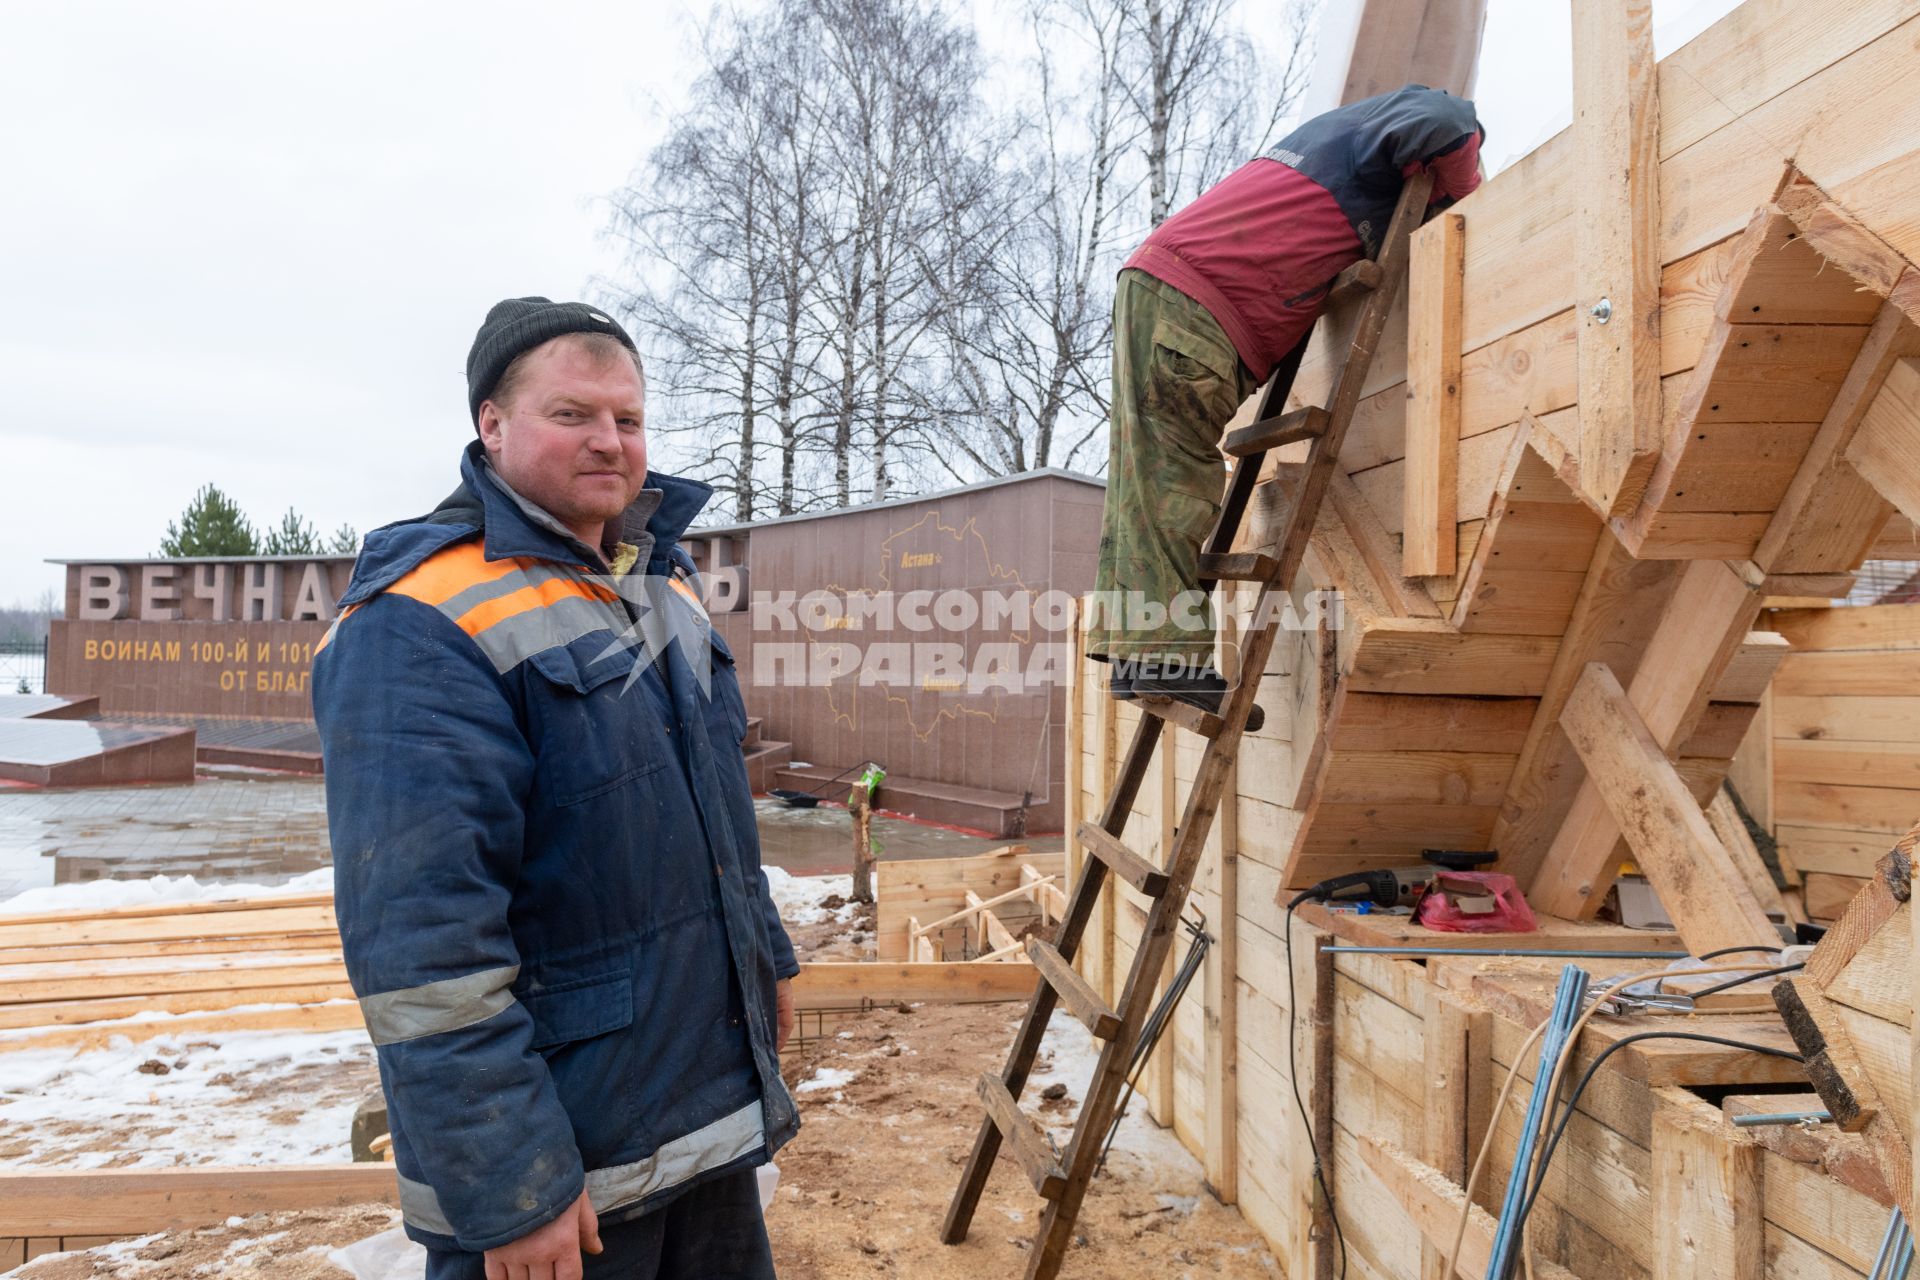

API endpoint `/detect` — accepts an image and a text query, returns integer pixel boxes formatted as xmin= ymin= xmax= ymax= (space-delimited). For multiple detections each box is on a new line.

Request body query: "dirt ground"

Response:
xmin=14 ymin=1001 xmax=1279 ymax=1279
xmin=765 ymin=1001 xmax=1281 ymax=1280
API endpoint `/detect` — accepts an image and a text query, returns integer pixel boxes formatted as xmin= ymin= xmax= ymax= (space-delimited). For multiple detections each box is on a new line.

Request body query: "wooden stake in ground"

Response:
xmin=849 ymin=764 xmax=883 ymax=904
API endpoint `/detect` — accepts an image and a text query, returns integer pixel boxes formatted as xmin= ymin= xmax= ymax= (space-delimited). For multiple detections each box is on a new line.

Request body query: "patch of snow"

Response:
xmin=1024 ymin=1010 xmax=1207 ymax=1183
xmin=794 ymin=1065 xmax=857 ymax=1094
xmin=0 ymin=1026 xmax=375 ymax=1168
xmin=761 ymin=866 xmax=859 ymax=926
xmin=326 ymin=1223 xmax=422 ymax=1280
xmin=0 ymin=867 xmax=334 ymax=916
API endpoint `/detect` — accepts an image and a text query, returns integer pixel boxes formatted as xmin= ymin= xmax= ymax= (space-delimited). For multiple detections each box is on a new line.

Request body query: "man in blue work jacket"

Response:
xmin=314 ymin=297 xmax=799 ymax=1280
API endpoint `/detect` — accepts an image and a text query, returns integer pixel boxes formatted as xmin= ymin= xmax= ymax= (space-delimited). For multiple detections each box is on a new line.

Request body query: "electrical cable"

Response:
xmin=1518 ymin=1031 xmax=1804 ymax=1233
xmin=1284 ymin=898 xmax=1349 ymax=1279
xmin=1695 ymin=944 xmax=1785 ymax=960
xmin=1662 ymin=962 xmax=1803 ymax=1001
xmin=1445 ymin=960 xmax=1786 ymax=1279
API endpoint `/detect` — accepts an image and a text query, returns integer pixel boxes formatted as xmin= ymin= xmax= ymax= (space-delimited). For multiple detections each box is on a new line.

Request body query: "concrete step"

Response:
xmin=743 ymin=739 xmax=792 ymax=795
xmin=744 ymin=716 xmax=763 ymax=749
xmin=772 ymin=762 xmax=1034 ymax=838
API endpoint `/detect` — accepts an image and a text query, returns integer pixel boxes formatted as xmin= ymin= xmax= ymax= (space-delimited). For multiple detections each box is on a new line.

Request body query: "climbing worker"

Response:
xmin=1093 ymin=85 xmax=1485 ymax=727
xmin=313 ymin=298 xmax=797 ymax=1280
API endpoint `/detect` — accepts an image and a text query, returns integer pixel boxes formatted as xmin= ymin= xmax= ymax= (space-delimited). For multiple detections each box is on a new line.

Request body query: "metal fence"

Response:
xmin=0 ymin=640 xmax=47 ymax=694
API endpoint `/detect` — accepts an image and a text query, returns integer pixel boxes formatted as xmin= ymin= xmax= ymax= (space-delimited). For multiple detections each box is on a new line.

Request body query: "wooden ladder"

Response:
xmin=940 ymin=172 xmax=1435 ymax=1280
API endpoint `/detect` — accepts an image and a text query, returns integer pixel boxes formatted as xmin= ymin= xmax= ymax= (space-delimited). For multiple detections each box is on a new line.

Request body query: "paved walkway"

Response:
xmin=0 ymin=776 xmax=1061 ymax=900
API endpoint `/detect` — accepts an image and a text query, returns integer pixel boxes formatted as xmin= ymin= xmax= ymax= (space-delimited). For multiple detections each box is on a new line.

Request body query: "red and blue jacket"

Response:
xmin=1126 ymin=84 xmax=1484 ymax=381
xmin=313 ymin=441 xmax=799 ymax=1256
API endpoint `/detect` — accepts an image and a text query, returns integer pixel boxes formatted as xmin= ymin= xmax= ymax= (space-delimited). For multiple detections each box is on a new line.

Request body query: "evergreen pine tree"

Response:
xmin=261 ymin=507 xmax=322 ymax=556
xmin=159 ymin=485 xmax=258 ymax=556
xmin=328 ymin=523 xmax=360 ymax=554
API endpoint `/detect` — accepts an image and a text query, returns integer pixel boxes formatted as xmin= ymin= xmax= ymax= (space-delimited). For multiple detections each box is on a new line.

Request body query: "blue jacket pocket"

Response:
xmin=521 ymin=972 xmax=634 ymax=1049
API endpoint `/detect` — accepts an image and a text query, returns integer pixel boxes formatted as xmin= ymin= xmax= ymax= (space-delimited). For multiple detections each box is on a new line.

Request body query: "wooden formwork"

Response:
xmin=1737 ymin=602 xmax=1920 ymax=919
xmin=1047 ymin=2 xmax=1920 ymax=1263
xmin=875 ymin=848 xmax=1065 ymax=962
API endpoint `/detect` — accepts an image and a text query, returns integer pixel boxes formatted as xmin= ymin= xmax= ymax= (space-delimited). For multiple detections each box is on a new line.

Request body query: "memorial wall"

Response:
xmin=46 ymin=557 xmax=354 ymax=718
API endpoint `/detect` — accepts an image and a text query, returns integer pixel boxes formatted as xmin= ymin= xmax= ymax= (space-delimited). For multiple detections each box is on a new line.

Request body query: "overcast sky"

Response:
xmin=0 ymin=0 xmax=1737 ymax=605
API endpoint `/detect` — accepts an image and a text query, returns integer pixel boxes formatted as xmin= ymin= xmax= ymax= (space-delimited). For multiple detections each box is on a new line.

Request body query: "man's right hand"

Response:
xmin=483 ymin=1189 xmax=602 ymax=1280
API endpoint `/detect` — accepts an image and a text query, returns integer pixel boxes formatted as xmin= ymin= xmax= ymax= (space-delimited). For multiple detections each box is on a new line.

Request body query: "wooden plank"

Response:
xmin=1204 ymin=611 xmax=1241 ymax=1204
xmin=1573 ymin=0 xmax=1661 ymax=515
xmin=1806 ymin=873 xmax=1873 ymax=921
xmin=1775 ymin=740 xmax=1920 ymax=790
xmin=0 ymin=984 xmax=361 ymax=1030
xmin=1845 ymin=356 xmax=1920 ymax=522
xmin=1825 ymin=902 xmax=1911 ymax=1024
xmin=1776 ymin=172 xmax=1920 ymax=315
xmin=1027 ymin=939 xmax=1119 ymax=1040
xmin=1533 ymin=559 xmax=1764 ymax=913
xmin=0 ymin=903 xmax=342 ymax=951
xmin=0 ymin=1000 xmax=367 ymax=1056
xmin=1774 ymin=651 xmax=1920 ymax=698
xmin=1327 ymin=692 xmax=1536 ymax=754
xmin=976 ymin=1074 xmax=1065 ymax=1200
xmin=1651 ymin=1090 xmax=1763 ymax=1280
xmin=1494 ymin=531 xmax=1681 ymax=886
xmin=1357 ymin=1136 xmax=1578 ymax=1280
xmin=1756 ymin=301 xmax=1920 ymax=573
xmin=1406 ymin=211 xmax=1465 ymax=575
xmin=788 ymin=962 xmax=1037 ymax=1008
xmin=1343 ymin=619 xmax=1559 ymax=696
xmin=1769 ymin=602 xmax=1920 ymax=653
xmin=0 ymin=1165 xmax=400 ymax=1236
xmin=1075 ymin=822 xmax=1168 ymax=897
xmin=1778 ymin=825 xmax=1902 ymax=878
xmin=1328 ymin=471 xmax=1441 ymax=619
xmin=1421 ymin=989 xmax=1490 ymax=1280
xmin=1776 ymin=781 xmax=1920 ymax=832
xmin=1804 ymin=841 xmax=1914 ymax=988
xmin=1555 ymin=663 xmax=1781 ymax=953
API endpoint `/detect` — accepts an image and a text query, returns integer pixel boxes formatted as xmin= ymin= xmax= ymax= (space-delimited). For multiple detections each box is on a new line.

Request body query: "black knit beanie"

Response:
xmin=466 ymin=297 xmax=638 ymax=425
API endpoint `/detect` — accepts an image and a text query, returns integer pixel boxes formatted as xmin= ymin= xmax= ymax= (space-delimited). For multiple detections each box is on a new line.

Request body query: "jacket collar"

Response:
xmin=454 ymin=440 xmax=714 ymax=570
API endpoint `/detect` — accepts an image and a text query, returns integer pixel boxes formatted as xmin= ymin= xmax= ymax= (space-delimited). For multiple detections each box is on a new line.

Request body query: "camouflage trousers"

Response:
xmin=1088 ymin=269 xmax=1257 ymax=662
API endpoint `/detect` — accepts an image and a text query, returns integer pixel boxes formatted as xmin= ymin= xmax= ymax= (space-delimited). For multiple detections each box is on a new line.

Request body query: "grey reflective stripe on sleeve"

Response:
xmin=585 ymin=1100 xmax=767 ymax=1216
xmin=396 ymin=1171 xmax=456 ymax=1236
xmin=359 ymin=965 xmax=521 ymax=1046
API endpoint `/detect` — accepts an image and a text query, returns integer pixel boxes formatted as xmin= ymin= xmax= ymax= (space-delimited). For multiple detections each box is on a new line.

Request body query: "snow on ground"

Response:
xmin=0 ymin=867 xmax=334 ymax=915
xmin=1024 ymin=1008 xmax=1203 ymax=1180
xmin=762 ymin=866 xmax=859 ymax=926
xmin=0 ymin=1025 xmax=375 ymax=1169
xmin=794 ymin=1065 xmax=857 ymax=1096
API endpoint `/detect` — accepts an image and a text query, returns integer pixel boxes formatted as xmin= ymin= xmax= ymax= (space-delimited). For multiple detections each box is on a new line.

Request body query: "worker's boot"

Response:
xmin=1116 ymin=655 xmax=1266 ymax=733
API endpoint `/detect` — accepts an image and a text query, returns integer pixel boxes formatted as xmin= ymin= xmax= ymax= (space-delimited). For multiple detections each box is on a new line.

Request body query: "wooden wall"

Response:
xmin=1744 ymin=603 xmax=1920 ymax=918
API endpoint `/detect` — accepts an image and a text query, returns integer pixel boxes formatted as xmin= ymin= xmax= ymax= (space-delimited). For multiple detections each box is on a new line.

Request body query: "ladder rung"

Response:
xmin=1076 ymin=822 xmax=1170 ymax=896
xmin=1221 ymin=406 xmax=1329 ymax=459
xmin=1133 ymin=693 xmax=1223 ymax=738
xmin=1327 ymin=258 xmax=1382 ymax=305
xmin=1027 ymin=938 xmax=1123 ymax=1040
xmin=976 ymin=1073 xmax=1066 ymax=1200
xmin=1199 ymin=551 xmax=1279 ymax=582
